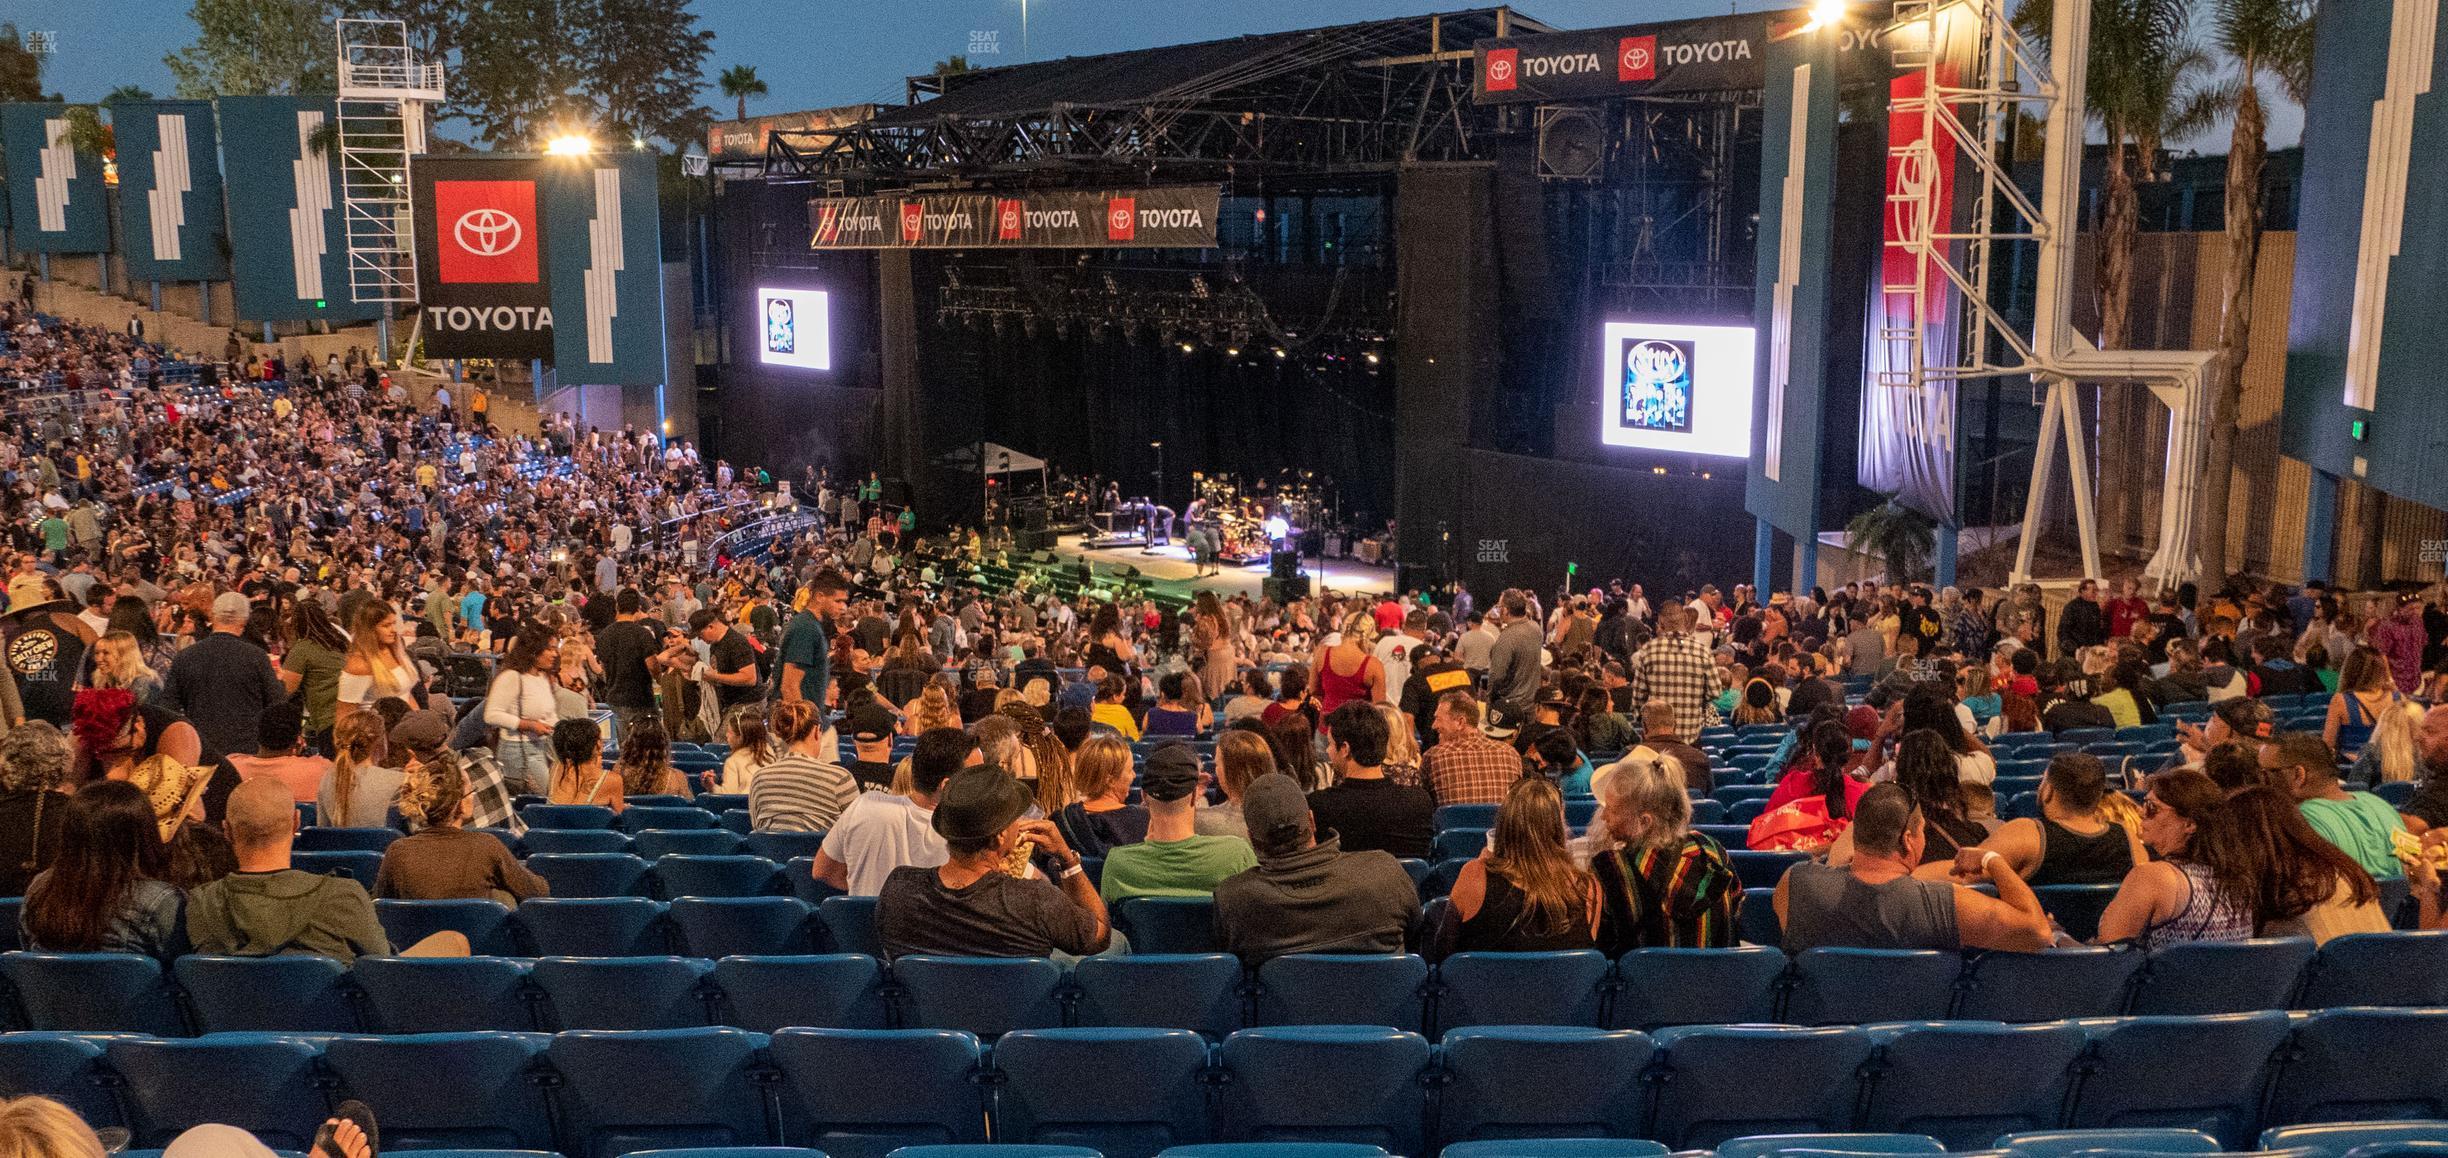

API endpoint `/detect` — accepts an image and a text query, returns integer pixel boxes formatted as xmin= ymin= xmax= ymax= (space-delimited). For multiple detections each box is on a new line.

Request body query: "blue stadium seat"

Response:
xmin=1435 ymin=829 xmax=1489 ymax=861
xmin=658 ymin=855 xmax=787 ymax=899
xmin=1069 ymin=954 xmax=1246 ymax=1038
xmin=533 ymin=956 xmax=716 ymax=1030
xmin=768 ymin=1028 xmax=987 ymax=1158
xmin=1435 ymin=1026 xmax=1651 ymax=1143
xmin=1953 ymin=947 xmax=2144 ymax=1022
xmin=629 ymin=1151 xmax=828 ymax=1158
xmin=746 ymin=832 xmax=832 ymax=862
xmin=353 ymin=956 xmax=538 ymax=1033
xmin=1254 ymin=955 xmax=1428 ymax=1032
xmin=321 ymin=1032 xmax=556 ymax=1150
xmin=104 ymin=1035 xmax=328 ymax=1148
xmin=1438 ymin=1144 xmax=1664 ymax=1158
xmin=1860 ymin=1021 xmax=2089 ymax=1149
xmin=1608 ymin=947 xmax=1785 ymax=1029
xmin=1215 ymin=1026 xmax=1432 ymax=1154
xmin=514 ymin=897 xmax=671 ymax=956
xmin=670 ymin=897 xmax=819 ymax=957
xmin=628 ymin=795 xmax=702 ymax=808
xmin=1163 ymin=1147 xmax=1395 ymax=1158
xmin=1646 ymin=1025 xmax=1876 ymax=1150
xmin=2262 ymin=1124 xmax=2448 ymax=1158
xmin=634 ymin=829 xmax=750 ymax=859
xmin=1714 ymin=1136 xmax=1945 ymax=1158
xmin=788 ymin=857 xmax=846 ymax=907
xmin=174 ymin=955 xmax=362 ymax=1032
xmin=0 ymin=952 xmax=186 ymax=1035
xmin=995 ymin=1028 xmax=1212 ymax=1157
xmin=1419 ymin=860 xmax=1469 ymax=902
xmin=549 ymin=1027 xmax=778 ymax=1158
xmin=520 ymin=803 xmax=619 ymax=830
xmin=711 ymin=955 xmax=889 ymax=1032
xmin=1690 ymin=800 xmax=1728 ymax=825
xmin=1115 ymin=897 xmax=1221 ymax=955
xmin=2034 ymin=884 xmax=2122 ymax=943
xmin=2295 ymin=932 xmax=2448 ymax=1008
xmin=1727 ymin=800 xmax=1771 ymax=825
xmin=885 ymin=1148 xmax=1097 ymax=1158
xmin=1782 ymin=949 xmax=1960 ymax=1026
xmin=376 ymin=899 xmax=521 ymax=958
xmin=1739 ymin=888 xmax=1782 ymax=948
xmin=695 ymin=793 xmax=752 ymax=814
xmin=2266 ymin=1009 xmax=2448 ymax=1125
xmin=0 ymin=1032 xmax=118 ymax=1127
xmin=1994 ymin=1128 xmax=2224 ymax=1156
xmin=295 ymin=826 xmax=402 ymax=852
xmin=521 ymin=830 xmax=636 ymax=855
xmin=623 ymin=806 xmax=722 ymax=832
xmin=528 ymin=853 xmax=657 ymax=898
xmin=722 ymin=810 xmax=754 ymax=835
xmin=0 ymin=898 xmax=20 ymax=953
xmin=2127 ymin=938 xmax=2316 ymax=1015
xmin=818 ymin=896 xmax=882 ymax=956
xmin=294 ymin=849 xmax=383 ymax=889
xmin=892 ymin=956 xmax=1066 ymax=1038
xmin=1434 ymin=951 xmax=1609 ymax=1033
xmin=2058 ymin=728 xmax=2117 ymax=747
xmin=1731 ymin=851 xmax=1807 ymax=890
xmin=1434 ymin=805 xmax=1498 ymax=829
xmin=2066 ymin=1011 xmax=2294 ymax=1147
xmin=2377 ymin=782 xmax=2421 ymax=808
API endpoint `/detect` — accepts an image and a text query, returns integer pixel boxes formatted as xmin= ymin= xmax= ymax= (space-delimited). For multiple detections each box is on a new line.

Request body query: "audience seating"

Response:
xmin=173 ymin=955 xmax=359 ymax=1033
xmin=1953 ymin=946 xmax=2143 ymax=1022
xmin=1858 ymin=1020 xmax=2089 ymax=1149
xmin=2262 ymin=1123 xmax=2448 ymax=1158
xmin=1434 ymin=1026 xmax=1650 ymax=1144
xmin=669 ymin=898 xmax=820 ymax=958
xmin=549 ymin=1027 xmax=772 ymax=1158
xmin=1113 ymin=898 xmax=1220 ymax=955
xmin=633 ymin=831 xmax=749 ymax=859
xmin=524 ymin=831 xmax=637 ymax=856
xmin=1216 ymin=1027 xmax=1431 ymax=1154
xmin=708 ymin=955 xmax=888 ymax=1033
xmin=1781 ymin=949 xmax=1959 ymax=1026
xmin=1995 ymin=1128 xmax=2226 ymax=1156
xmin=0 ymin=952 xmax=186 ymax=1035
xmin=1252 ymin=955 xmax=1428 ymax=1033
xmin=353 ymin=955 xmax=540 ymax=1033
xmin=105 ymin=1035 xmax=329 ymax=1149
xmin=321 ymin=1032 xmax=558 ymax=1151
xmin=893 ymin=956 xmax=1066 ymax=1038
xmin=1645 ymin=1025 xmax=1874 ymax=1149
xmin=1069 ymin=955 xmax=1244 ymax=1038
xmin=655 ymin=855 xmax=786 ymax=899
xmin=2126 ymin=938 xmax=2317 ymax=1016
xmin=292 ymin=850 xmax=383 ymax=889
xmin=818 ymin=897 xmax=883 ymax=957
xmin=531 ymin=956 xmax=718 ymax=1031
xmin=2294 ymin=931 xmax=2448 ymax=1008
xmin=1609 ymin=947 xmax=1784 ymax=1029
xmin=379 ymin=898 xmax=523 ymax=957
xmin=294 ymin=827 xmax=402 ymax=853
xmin=529 ymin=854 xmax=659 ymax=899
xmin=516 ymin=898 xmax=673 ymax=957
xmin=993 ymin=1028 xmax=1212 ymax=1157
xmin=1433 ymin=951 xmax=1608 ymax=1032
xmin=767 ymin=1028 xmax=988 ymax=1158
xmin=2062 ymin=1010 xmax=2295 ymax=1147
xmin=1713 ymin=1136 xmax=1945 ymax=1158
xmin=522 ymin=805 xmax=619 ymax=831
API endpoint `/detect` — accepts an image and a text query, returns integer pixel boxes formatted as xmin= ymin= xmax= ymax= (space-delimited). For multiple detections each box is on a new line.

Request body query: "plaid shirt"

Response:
xmin=1425 ymin=731 xmax=1526 ymax=805
xmin=1630 ymin=631 xmax=1724 ymax=743
xmin=460 ymin=745 xmax=527 ymax=836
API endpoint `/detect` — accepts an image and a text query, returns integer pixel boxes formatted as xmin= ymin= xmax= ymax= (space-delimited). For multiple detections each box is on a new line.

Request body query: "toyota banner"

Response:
xmin=805 ymin=186 xmax=1220 ymax=249
xmin=412 ymin=154 xmax=554 ymax=359
xmin=1472 ymin=6 xmax=1891 ymax=105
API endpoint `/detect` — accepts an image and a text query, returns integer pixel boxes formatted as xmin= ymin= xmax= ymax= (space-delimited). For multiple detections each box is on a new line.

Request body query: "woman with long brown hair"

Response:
xmin=2325 ymin=645 xmax=2402 ymax=755
xmin=316 ymin=711 xmax=401 ymax=828
xmin=2095 ymin=769 xmax=2255 ymax=948
xmin=2201 ymin=784 xmax=2386 ymax=943
xmin=1196 ymin=726 xmax=1277 ymax=839
xmin=337 ymin=599 xmax=420 ymax=728
xmin=612 ymin=721 xmax=688 ymax=797
xmin=1443 ymin=776 xmax=1598 ymax=955
xmin=903 ymin=675 xmax=962 ymax=736
xmin=21 ymin=781 xmax=185 ymax=962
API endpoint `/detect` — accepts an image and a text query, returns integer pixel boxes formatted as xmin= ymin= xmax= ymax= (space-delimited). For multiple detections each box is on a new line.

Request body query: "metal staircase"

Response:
xmin=336 ymin=18 xmax=442 ymax=305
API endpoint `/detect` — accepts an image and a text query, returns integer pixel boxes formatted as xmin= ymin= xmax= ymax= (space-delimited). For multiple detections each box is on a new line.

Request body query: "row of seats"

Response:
xmin=4 ymin=933 xmax=2444 ymax=1040
xmin=3 ymin=1010 xmax=2442 ymax=1157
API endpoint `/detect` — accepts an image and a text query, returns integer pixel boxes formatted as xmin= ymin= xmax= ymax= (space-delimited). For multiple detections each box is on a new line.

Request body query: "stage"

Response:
xmin=1049 ymin=534 xmax=1398 ymax=599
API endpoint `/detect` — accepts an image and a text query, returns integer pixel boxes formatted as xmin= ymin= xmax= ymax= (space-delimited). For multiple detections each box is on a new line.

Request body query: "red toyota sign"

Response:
xmin=1485 ymin=47 xmax=1520 ymax=92
xmin=1618 ymin=35 xmax=1657 ymax=82
xmin=899 ymin=201 xmax=924 ymax=243
xmin=1106 ymin=196 xmax=1136 ymax=242
xmin=997 ymin=198 xmax=1024 ymax=241
xmin=433 ymin=179 xmax=538 ymax=284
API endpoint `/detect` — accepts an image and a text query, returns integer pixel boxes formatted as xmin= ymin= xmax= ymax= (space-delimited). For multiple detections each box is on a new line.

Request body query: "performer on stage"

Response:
xmin=1185 ymin=496 xmax=1217 ymax=577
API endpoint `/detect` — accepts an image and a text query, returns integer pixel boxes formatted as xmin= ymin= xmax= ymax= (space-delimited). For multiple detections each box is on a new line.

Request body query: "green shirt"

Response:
xmin=2300 ymin=792 xmax=2407 ymax=882
xmin=282 ymin=636 xmax=347 ymax=731
xmin=1098 ymin=834 xmax=1259 ymax=902
xmin=37 ymin=516 xmax=66 ymax=552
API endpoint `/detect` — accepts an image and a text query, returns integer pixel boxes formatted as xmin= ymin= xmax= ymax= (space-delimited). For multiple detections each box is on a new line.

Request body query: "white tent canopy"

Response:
xmin=936 ymin=442 xmax=1047 ymax=475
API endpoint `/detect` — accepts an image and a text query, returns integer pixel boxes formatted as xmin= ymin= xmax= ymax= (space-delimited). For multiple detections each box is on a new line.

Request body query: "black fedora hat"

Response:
xmin=931 ymin=764 xmax=1035 ymax=842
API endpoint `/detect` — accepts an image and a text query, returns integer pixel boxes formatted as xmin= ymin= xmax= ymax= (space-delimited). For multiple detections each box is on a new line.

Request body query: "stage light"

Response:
xmin=1179 ymin=342 xmax=1194 ymax=354
xmin=1272 ymin=347 xmax=1287 ymax=359
xmin=1805 ymin=0 xmax=1847 ymax=30
xmin=1364 ymin=351 xmax=1380 ymax=365
xmin=545 ymin=134 xmax=594 ymax=156
xmin=1225 ymin=346 xmax=1241 ymax=357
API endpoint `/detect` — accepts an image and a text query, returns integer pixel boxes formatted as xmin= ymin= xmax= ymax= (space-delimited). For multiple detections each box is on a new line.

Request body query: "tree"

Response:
xmin=2195 ymin=0 xmax=2315 ymax=583
xmin=932 ymin=55 xmax=972 ymax=76
xmin=718 ymin=64 xmax=766 ymax=121
xmin=577 ymin=0 xmax=713 ymax=148
xmin=103 ymin=85 xmax=155 ymax=105
xmin=1847 ymin=500 xmax=1937 ymax=584
xmin=451 ymin=0 xmax=709 ymax=150
xmin=0 ymin=24 xmax=42 ymax=102
xmin=61 ymin=105 xmax=109 ymax=159
xmin=451 ymin=0 xmax=589 ymax=147
xmin=165 ymin=0 xmax=336 ymax=98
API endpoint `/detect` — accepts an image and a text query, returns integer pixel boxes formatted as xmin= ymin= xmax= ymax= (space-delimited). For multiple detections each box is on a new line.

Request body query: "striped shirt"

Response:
xmin=748 ymin=754 xmax=858 ymax=833
xmin=1593 ymin=830 xmax=1742 ymax=951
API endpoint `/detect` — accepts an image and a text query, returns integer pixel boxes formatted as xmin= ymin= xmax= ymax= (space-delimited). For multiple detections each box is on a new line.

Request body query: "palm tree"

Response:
xmin=2195 ymin=0 xmax=2315 ymax=583
xmin=717 ymin=64 xmax=766 ymax=122
xmin=1847 ymin=500 xmax=1937 ymax=584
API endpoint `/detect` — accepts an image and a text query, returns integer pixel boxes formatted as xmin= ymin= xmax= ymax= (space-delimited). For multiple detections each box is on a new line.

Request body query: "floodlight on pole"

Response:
xmin=1804 ymin=0 xmax=1847 ymax=31
xmin=544 ymin=134 xmax=594 ymax=156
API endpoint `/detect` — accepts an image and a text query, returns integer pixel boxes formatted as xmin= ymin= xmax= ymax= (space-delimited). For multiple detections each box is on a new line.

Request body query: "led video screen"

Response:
xmin=756 ymin=287 xmax=833 ymax=371
xmin=1598 ymin=320 xmax=1756 ymax=458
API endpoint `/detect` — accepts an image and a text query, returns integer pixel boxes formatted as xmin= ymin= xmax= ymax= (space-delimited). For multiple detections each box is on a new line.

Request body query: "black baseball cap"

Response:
xmin=1140 ymin=744 xmax=1201 ymax=802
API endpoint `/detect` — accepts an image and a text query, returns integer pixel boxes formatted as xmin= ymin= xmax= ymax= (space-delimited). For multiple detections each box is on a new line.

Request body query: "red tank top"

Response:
xmin=1317 ymin=649 xmax=1377 ymax=713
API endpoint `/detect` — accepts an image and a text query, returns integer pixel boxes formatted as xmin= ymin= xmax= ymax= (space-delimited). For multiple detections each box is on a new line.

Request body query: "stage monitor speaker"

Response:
xmin=1028 ymin=550 xmax=1056 ymax=566
xmin=1022 ymin=506 xmax=1048 ymax=533
xmin=1116 ymin=565 xmax=1142 ymax=580
xmin=1264 ymin=575 xmax=1313 ymax=602
xmin=1537 ymin=107 xmax=1605 ymax=180
xmin=1269 ymin=549 xmax=1303 ymax=581
xmin=1015 ymin=528 xmax=1057 ymax=552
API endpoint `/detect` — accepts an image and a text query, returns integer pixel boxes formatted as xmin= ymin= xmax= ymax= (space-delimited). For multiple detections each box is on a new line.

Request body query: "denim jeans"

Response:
xmin=496 ymin=735 xmax=553 ymax=798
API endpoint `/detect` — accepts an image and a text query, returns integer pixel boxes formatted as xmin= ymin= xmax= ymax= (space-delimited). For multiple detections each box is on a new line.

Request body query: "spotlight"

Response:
xmin=1272 ymin=348 xmax=1287 ymax=360
xmin=1225 ymin=346 xmax=1241 ymax=357
xmin=1178 ymin=342 xmax=1194 ymax=354
xmin=1364 ymin=351 xmax=1380 ymax=365
xmin=545 ymin=134 xmax=594 ymax=156
xmin=1804 ymin=0 xmax=1847 ymax=30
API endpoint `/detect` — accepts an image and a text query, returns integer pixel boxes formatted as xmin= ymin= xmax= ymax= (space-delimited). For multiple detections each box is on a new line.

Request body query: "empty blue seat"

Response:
xmin=629 ymin=1151 xmax=827 ymax=1158
xmin=1715 ymin=1136 xmax=1945 ymax=1158
xmin=1609 ymin=947 xmax=1784 ymax=1028
xmin=1954 ymin=947 xmax=2144 ymax=1022
xmin=2377 ymin=782 xmax=2421 ymax=808
xmin=1739 ymin=888 xmax=1782 ymax=948
xmin=377 ymin=898 xmax=520 ymax=957
xmin=549 ymin=1027 xmax=777 ymax=1158
xmin=892 ymin=956 xmax=1066 ymax=1037
xmin=2127 ymin=938 xmax=2315 ymax=1015
xmin=2059 ymin=727 xmax=2117 ymax=746
xmin=2034 ymin=884 xmax=2122 ymax=943
xmin=529 ymin=853 xmax=657 ymax=898
xmin=2267 ymin=1009 xmax=2448 ymax=1125
xmin=635 ymin=829 xmax=750 ymax=859
xmin=174 ymin=955 xmax=361 ymax=1032
xmin=711 ymin=955 xmax=888 ymax=1032
xmin=296 ymin=826 xmax=402 ymax=852
xmin=1730 ymin=851 xmax=1807 ymax=890
xmin=746 ymin=831 xmax=831 ymax=862
xmin=695 ymin=793 xmax=751 ymax=813
xmin=1782 ymin=949 xmax=1960 ymax=1026
xmin=1435 ymin=1026 xmax=1651 ymax=1142
xmin=1216 ymin=1026 xmax=1431 ymax=1154
xmin=2263 ymin=1124 xmax=2448 ymax=1158
xmin=353 ymin=956 xmax=538 ymax=1033
xmin=523 ymin=803 xmax=619 ymax=830
xmin=658 ymin=854 xmax=786 ymax=899
xmin=1116 ymin=897 xmax=1220 ymax=954
xmin=885 ymin=1149 xmax=1096 ymax=1158
xmin=533 ymin=956 xmax=716 ymax=1030
xmin=1727 ymin=800 xmax=1770 ymax=825
xmin=521 ymin=829 xmax=635 ymax=855
xmin=0 ymin=952 xmax=186 ymax=1035
xmin=322 ymin=1032 xmax=556 ymax=1150
xmin=1861 ymin=1021 xmax=2089 ymax=1149
xmin=1434 ymin=829 xmax=1489 ymax=861
xmin=671 ymin=897 xmax=818 ymax=958
xmin=623 ymin=805 xmax=721 ymax=832
xmin=1254 ymin=955 xmax=1428 ymax=1032
xmin=1435 ymin=805 xmax=1498 ymax=829
xmin=769 ymin=1028 xmax=986 ymax=1158
xmin=1690 ymin=800 xmax=1728 ymax=825
xmin=722 ymin=809 xmax=753 ymax=835
xmin=1438 ymin=1144 xmax=1663 ymax=1158
xmin=0 ymin=1032 xmax=118 ymax=1127
xmin=2295 ymin=932 xmax=2448 ymax=1008
xmin=788 ymin=857 xmax=845 ymax=906
xmin=515 ymin=897 xmax=671 ymax=956
xmin=819 ymin=896 xmax=882 ymax=957
xmin=996 ymin=1028 xmax=1212 ymax=1157
xmin=628 ymin=794 xmax=701 ymax=807
xmin=1069 ymin=954 xmax=1246 ymax=1038
xmin=2066 ymin=1011 xmax=2294 ymax=1147
xmin=104 ymin=1035 xmax=327 ymax=1148
xmin=1994 ymin=1128 xmax=2224 ymax=1156
xmin=294 ymin=849 xmax=383 ymax=889
xmin=1647 ymin=1025 xmax=1875 ymax=1150
xmin=1434 ymin=951 xmax=1609 ymax=1033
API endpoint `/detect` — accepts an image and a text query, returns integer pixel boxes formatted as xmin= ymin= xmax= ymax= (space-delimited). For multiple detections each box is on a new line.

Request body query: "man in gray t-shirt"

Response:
xmin=1775 ymin=784 xmax=2053 ymax=954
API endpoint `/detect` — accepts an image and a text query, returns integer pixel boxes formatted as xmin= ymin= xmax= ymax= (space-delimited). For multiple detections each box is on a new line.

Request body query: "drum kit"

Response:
xmin=1192 ymin=470 xmax=1324 ymax=566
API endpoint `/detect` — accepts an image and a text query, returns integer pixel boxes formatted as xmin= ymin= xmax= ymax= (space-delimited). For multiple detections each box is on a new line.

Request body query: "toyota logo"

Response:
xmin=1622 ymin=45 xmax=1650 ymax=71
xmin=1109 ymin=207 xmax=1132 ymax=230
xmin=454 ymin=208 xmax=523 ymax=257
xmin=1488 ymin=57 xmax=1514 ymax=81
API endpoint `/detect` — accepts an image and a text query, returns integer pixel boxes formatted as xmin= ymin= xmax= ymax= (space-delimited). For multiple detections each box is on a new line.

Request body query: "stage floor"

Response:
xmin=1050 ymin=534 xmax=1397 ymax=598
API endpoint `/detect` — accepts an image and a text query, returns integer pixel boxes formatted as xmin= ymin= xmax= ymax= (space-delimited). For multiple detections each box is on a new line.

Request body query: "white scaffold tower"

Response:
xmin=336 ymin=17 xmax=443 ymax=306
